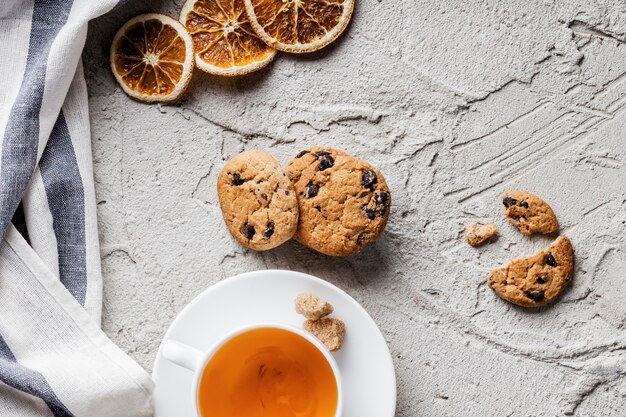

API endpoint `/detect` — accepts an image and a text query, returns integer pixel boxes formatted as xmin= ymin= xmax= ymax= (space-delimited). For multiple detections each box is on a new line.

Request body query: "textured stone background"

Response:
xmin=84 ymin=1 xmax=626 ymax=416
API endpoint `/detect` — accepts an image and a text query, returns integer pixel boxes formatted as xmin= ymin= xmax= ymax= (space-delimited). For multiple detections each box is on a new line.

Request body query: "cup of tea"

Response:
xmin=161 ymin=323 xmax=343 ymax=417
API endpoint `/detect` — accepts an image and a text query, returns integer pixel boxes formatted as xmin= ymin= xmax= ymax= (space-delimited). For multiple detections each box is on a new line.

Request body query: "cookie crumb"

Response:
xmin=295 ymin=293 xmax=334 ymax=320
xmin=465 ymin=223 xmax=497 ymax=246
xmin=303 ymin=318 xmax=346 ymax=352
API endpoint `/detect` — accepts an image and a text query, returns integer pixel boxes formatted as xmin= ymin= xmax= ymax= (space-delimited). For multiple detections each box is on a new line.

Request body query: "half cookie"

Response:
xmin=502 ymin=190 xmax=559 ymax=235
xmin=487 ymin=236 xmax=574 ymax=307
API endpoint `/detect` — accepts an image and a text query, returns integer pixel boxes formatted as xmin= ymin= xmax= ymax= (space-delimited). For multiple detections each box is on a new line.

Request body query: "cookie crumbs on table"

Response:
xmin=465 ymin=223 xmax=497 ymax=246
xmin=295 ymin=293 xmax=334 ymax=320
xmin=304 ymin=318 xmax=346 ymax=352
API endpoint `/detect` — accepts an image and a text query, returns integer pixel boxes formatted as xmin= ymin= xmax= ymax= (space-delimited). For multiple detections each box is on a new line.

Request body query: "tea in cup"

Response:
xmin=162 ymin=323 xmax=343 ymax=417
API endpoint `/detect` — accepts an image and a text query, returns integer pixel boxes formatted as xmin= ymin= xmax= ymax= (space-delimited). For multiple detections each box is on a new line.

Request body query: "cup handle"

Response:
xmin=161 ymin=340 xmax=204 ymax=372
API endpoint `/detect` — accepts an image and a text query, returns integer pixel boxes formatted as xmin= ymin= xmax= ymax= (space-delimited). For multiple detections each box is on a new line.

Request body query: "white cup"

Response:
xmin=161 ymin=323 xmax=344 ymax=417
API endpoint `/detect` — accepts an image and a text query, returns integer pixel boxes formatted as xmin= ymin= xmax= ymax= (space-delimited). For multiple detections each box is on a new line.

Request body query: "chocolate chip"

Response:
xmin=365 ymin=208 xmax=377 ymax=220
xmin=536 ymin=276 xmax=548 ymax=284
xmin=375 ymin=191 xmax=389 ymax=207
xmin=314 ymin=206 xmax=321 ymax=212
xmin=232 ymin=173 xmax=244 ymax=186
xmin=520 ymin=201 xmax=529 ymax=208
xmin=525 ymin=290 xmax=545 ymax=302
xmin=285 ymin=190 xmax=290 ymax=196
xmin=241 ymin=224 xmax=255 ymax=239
xmin=314 ymin=151 xmax=330 ymax=157
xmin=263 ymin=222 xmax=274 ymax=239
xmin=362 ymin=170 xmax=377 ymax=189
xmin=305 ymin=183 xmax=319 ymax=198
xmin=503 ymin=197 xmax=516 ymax=207
xmin=261 ymin=193 xmax=268 ymax=201
xmin=296 ymin=150 xmax=308 ymax=158
xmin=546 ymin=253 xmax=558 ymax=267
xmin=318 ymin=154 xmax=334 ymax=171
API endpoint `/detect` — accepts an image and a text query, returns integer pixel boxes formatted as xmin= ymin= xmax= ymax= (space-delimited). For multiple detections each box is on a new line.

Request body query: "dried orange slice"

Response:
xmin=110 ymin=14 xmax=194 ymax=103
xmin=243 ymin=0 xmax=355 ymax=53
xmin=180 ymin=0 xmax=277 ymax=76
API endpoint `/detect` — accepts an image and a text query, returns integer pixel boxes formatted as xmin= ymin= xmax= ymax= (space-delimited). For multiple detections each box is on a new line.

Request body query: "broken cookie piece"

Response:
xmin=487 ymin=236 xmax=574 ymax=307
xmin=465 ymin=223 xmax=497 ymax=246
xmin=295 ymin=293 xmax=334 ymax=320
xmin=502 ymin=190 xmax=559 ymax=235
xmin=303 ymin=318 xmax=346 ymax=352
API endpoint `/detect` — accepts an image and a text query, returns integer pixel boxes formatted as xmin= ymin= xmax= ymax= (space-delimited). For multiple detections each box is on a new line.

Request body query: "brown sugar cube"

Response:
xmin=465 ymin=223 xmax=497 ymax=246
xmin=294 ymin=293 xmax=334 ymax=320
xmin=303 ymin=318 xmax=346 ymax=352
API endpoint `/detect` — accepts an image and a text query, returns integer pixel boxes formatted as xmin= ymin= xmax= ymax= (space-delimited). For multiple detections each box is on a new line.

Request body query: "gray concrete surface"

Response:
xmin=84 ymin=1 xmax=626 ymax=416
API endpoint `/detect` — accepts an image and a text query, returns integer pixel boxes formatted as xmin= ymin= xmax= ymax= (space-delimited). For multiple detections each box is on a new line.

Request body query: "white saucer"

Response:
xmin=152 ymin=269 xmax=396 ymax=417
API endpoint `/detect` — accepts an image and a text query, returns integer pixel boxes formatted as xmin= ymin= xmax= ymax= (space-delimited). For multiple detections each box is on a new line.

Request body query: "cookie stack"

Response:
xmin=217 ymin=148 xmax=391 ymax=256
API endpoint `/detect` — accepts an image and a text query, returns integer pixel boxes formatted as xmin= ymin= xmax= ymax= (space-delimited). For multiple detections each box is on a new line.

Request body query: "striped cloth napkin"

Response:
xmin=0 ymin=1 xmax=153 ymax=416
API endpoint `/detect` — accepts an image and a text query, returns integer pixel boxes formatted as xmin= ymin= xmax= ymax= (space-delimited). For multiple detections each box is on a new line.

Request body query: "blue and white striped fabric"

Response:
xmin=0 ymin=1 xmax=153 ymax=416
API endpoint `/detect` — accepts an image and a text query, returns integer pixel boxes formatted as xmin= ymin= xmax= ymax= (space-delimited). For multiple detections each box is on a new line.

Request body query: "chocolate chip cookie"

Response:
xmin=286 ymin=147 xmax=390 ymax=256
xmin=217 ymin=150 xmax=298 ymax=251
xmin=487 ymin=236 xmax=574 ymax=307
xmin=502 ymin=190 xmax=559 ymax=235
